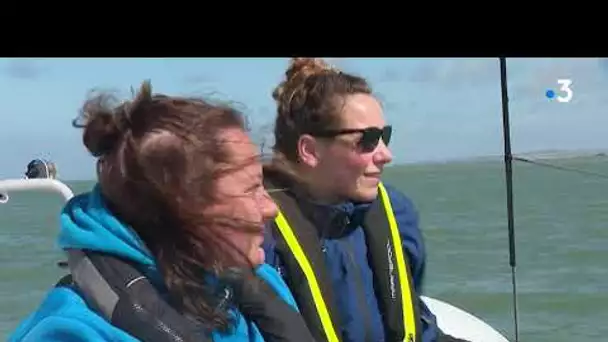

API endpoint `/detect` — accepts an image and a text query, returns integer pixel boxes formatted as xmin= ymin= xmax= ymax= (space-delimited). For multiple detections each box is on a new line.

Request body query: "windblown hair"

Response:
xmin=72 ymin=80 xmax=252 ymax=332
xmin=265 ymin=57 xmax=373 ymax=179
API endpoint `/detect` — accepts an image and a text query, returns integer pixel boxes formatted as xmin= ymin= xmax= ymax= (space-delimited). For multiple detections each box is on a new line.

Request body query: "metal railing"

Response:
xmin=0 ymin=178 xmax=74 ymax=204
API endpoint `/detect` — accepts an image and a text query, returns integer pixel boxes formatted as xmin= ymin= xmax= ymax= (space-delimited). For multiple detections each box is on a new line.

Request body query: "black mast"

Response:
xmin=499 ymin=57 xmax=519 ymax=342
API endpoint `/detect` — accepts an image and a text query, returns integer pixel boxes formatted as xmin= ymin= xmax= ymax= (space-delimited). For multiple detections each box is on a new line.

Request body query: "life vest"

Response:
xmin=266 ymin=180 xmax=421 ymax=342
xmin=56 ymin=249 xmax=212 ymax=342
xmin=55 ymin=249 xmax=315 ymax=342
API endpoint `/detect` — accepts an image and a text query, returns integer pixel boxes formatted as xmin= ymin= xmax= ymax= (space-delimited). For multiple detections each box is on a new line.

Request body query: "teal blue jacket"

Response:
xmin=9 ymin=185 xmax=299 ymax=342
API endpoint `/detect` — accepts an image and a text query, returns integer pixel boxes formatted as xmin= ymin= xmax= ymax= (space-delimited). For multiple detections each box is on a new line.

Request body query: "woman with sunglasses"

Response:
xmin=262 ymin=58 xmax=469 ymax=342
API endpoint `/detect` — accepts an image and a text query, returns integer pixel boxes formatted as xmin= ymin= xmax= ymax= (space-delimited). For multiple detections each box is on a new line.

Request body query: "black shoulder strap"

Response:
xmin=363 ymin=193 xmax=421 ymax=342
xmin=267 ymin=185 xmax=343 ymax=342
xmin=55 ymin=274 xmax=73 ymax=287
xmin=221 ymin=269 xmax=316 ymax=342
xmin=66 ymin=249 xmax=209 ymax=342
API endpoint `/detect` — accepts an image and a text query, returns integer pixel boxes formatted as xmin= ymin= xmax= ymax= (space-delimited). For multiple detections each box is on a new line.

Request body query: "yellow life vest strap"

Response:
xmin=378 ymin=182 xmax=417 ymax=341
xmin=274 ymin=211 xmax=341 ymax=342
xmin=272 ymin=182 xmax=419 ymax=342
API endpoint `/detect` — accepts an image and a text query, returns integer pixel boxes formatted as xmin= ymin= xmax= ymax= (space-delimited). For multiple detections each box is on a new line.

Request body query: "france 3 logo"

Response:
xmin=545 ymin=79 xmax=573 ymax=103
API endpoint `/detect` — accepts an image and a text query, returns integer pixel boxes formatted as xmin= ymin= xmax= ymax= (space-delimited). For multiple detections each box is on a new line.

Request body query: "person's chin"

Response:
xmin=352 ymin=186 xmax=379 ymax=202
xmin=250 ymin=246 xmax=265 ymax=266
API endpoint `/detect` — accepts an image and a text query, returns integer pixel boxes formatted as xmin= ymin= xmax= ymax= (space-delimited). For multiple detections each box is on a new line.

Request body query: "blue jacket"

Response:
xmin=9 ymin=185 xmax=299 ymax=342
xmin=263 ymin=183 xmax=439 ymax=342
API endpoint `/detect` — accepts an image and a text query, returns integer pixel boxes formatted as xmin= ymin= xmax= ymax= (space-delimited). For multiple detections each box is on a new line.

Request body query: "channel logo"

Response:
xmin=545 ymin=79 xmax=573 ymax=103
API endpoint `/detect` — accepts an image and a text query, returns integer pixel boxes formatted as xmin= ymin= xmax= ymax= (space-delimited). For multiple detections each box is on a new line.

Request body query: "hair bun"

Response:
xmin=285 ymin=58 xmax=332 ymax=82
xmin=272 ymin=58 xmax=335 ymax=103
xmin=74 ymin=80 xmax=154 ymax=157
xmin=74 ymin=92 xmax=126 ymax=158
xmin=81 ymin=109 xmax=122 ymax=157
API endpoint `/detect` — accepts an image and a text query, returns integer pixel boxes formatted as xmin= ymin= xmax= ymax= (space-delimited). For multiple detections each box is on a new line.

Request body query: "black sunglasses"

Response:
xmin=311 ymin=125 xmax=392 ymax=153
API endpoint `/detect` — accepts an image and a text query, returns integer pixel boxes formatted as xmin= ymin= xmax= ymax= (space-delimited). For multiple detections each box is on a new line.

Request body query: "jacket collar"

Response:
xmin=287 ymin=188 xmax=372 ymax=239
xmin=264 ymin=167 xmax=372 ymax=239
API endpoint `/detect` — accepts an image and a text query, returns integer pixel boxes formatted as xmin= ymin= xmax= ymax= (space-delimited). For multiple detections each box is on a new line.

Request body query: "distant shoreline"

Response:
xmin=14 ymin=148 xmax=607 ymax=183
xmin=390 ymin=148 xmax=608 ymax=168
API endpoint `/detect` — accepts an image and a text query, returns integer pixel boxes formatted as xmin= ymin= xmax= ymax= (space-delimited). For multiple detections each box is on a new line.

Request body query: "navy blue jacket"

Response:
xmin=263 ymin=183 xmax=440 ymax=342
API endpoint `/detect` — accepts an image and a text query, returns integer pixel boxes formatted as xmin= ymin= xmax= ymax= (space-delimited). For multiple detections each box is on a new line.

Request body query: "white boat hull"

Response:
xmin=422 ymin=296 xmax=510 ymax=342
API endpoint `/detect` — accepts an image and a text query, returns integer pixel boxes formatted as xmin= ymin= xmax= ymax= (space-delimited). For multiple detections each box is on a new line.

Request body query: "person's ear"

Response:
xmin=297 ymin=134 xmax=324 ymax=167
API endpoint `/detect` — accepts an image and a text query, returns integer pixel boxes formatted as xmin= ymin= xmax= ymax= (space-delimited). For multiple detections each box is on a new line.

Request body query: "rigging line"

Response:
xmin=513 ymin=156 xmax=608 ymax=180
xmin=499 ymin=57 xmax=519 ymax=342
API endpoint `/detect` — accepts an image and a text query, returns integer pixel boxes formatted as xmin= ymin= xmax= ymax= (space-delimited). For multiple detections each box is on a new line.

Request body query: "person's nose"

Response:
xmin=374 ymin=140 xmax=393 ymax=166
xmin=260 ymin=189 xmax=279 ymax=221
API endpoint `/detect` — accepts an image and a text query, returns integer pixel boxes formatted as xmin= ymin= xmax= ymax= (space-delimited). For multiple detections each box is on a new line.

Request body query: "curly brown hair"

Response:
xmin=271 ymin=58 xmax=373 ymax=163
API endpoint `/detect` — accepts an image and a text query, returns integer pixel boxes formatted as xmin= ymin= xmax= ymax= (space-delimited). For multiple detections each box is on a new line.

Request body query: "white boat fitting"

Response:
xmin=0 ymin=178 xmax=75 ymax=204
